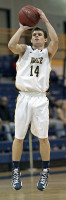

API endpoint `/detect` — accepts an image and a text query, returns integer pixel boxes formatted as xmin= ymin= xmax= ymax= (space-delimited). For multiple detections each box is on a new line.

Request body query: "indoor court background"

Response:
xmin=0 ymin=0 xmax=66 ymax=200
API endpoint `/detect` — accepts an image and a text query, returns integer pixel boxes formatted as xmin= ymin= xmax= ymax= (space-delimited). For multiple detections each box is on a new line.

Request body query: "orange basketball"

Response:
xmin=18 ymin=5 xmax=40 ymax=27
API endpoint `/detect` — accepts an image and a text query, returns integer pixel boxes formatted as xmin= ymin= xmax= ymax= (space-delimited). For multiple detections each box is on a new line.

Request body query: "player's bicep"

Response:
xmin=47 ymin=40 xmax=58 ymax=59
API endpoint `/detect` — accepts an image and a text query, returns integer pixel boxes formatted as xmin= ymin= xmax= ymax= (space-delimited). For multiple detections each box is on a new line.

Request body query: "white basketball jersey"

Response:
xmin=15 ymin=46 xmax=51 ymax=93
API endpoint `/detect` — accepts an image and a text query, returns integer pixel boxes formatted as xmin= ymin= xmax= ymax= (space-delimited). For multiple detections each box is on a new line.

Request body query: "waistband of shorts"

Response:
xmin=19 ymin=91 xmax=46 ymax=97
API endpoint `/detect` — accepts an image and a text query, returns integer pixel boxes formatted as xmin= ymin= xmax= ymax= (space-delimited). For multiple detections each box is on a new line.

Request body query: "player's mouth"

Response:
xmin=35 ymin=38 xmax=39 ymax=41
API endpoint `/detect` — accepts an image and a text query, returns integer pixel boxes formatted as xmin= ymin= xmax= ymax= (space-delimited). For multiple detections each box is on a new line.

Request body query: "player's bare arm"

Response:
xmin=37 ymin=9 xmax=58 ymax=59
xmin=8 ymin=24 xmax=32 ymax=56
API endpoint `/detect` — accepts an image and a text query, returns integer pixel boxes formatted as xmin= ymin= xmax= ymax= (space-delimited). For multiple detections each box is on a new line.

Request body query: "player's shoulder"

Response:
xmin=26 ymin=45 xmax=32 ymax=51
xmin=42 ymin=47 xmax=48 ymax=53
xmin=41 ymin=48 xmax=49 ymax=57
xmin=18 ymin=45 xmax=32 ymax=60
xmin=18 ymin=44 xmax=31 ymax=58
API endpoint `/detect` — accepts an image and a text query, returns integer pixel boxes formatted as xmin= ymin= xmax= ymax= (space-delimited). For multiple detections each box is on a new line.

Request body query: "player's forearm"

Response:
xmin=44 ymin=20 xmax=58 ymax=43
xmin=38 ymin=9 xmax=58 ymax=43
xmin=8 ymin=27 xmax=24 ymax=48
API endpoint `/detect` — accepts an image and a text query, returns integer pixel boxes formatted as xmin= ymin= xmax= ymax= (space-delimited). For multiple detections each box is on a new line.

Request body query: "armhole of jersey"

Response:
xmin=45 ymin=48 xmax=51 ymax=71
xmin=46 ymin=48 xmax=51 ymax=63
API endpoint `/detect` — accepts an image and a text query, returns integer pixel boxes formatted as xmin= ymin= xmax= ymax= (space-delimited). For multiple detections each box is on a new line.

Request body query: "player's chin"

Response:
xmin=35 ymin=41 xmax=40 ymax=45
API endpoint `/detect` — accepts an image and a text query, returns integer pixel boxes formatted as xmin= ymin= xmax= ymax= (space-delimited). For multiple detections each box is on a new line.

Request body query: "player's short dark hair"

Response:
xmin=31 ymin=27 xmax=47 ymax=39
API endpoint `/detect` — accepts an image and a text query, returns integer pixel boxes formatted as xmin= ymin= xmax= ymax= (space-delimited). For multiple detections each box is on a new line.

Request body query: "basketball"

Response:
xmin=18 ymin=5 xmax=40 ymax=27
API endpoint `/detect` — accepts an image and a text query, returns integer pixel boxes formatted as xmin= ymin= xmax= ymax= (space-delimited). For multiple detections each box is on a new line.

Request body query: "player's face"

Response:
xmin=31 ymin=31 xmax=47 ymax=49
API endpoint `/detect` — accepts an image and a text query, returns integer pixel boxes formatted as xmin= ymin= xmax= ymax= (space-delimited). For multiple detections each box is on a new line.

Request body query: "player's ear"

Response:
xmin=44 ymin=38 xmax=48 ymax=43
xmin=31 ymin=39 xmax=32 ymax=43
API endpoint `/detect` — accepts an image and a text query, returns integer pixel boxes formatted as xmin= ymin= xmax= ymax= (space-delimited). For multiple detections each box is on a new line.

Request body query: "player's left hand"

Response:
xmin=37 ymin=9 xmax=48 ymax=23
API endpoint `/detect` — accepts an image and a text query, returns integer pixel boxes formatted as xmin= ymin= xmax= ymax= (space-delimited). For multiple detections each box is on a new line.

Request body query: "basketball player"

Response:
xmin=8 ymin=9 xmax=58 ymax=191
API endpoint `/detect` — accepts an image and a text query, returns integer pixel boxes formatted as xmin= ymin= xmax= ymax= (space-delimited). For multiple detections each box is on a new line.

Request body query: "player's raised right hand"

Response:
xmin=19 ymin=23 xmax=33 ymax=31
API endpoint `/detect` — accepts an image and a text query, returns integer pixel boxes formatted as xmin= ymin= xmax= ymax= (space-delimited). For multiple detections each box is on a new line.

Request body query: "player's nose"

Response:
xmin=35 ymin=34 xmax=39 ymax=39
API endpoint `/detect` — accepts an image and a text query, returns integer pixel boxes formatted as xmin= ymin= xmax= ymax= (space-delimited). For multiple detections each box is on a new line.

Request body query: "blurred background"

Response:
xmin=0 ymin=0 xmax=66 ymax=172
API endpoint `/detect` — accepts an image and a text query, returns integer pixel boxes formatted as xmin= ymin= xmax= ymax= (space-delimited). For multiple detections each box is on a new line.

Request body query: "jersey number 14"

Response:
xmin=30 ymin=65 xmax=39 ymax=77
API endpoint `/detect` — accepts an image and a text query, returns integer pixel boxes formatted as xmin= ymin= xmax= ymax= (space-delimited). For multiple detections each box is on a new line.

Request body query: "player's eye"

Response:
xmin=38 ymin=33 xmax=42 ymax=36
xmin=33 ymin=33 xmax=36 ymax=36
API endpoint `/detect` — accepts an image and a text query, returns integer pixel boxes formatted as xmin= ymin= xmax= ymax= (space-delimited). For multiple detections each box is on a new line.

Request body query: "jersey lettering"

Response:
xmin=30 ymin=57 xmax=43 ymax=64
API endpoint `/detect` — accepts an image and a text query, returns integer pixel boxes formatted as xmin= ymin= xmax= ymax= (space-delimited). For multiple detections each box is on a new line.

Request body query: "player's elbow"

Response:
xmin=8 ymin=42 xmax=16 ymax=54
xmin=8 ymin=42 xmax=13 ymax=50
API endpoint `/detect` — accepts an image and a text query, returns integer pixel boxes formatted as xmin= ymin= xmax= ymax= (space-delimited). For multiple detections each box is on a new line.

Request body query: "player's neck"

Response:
xmin=32 ymin=45 xmax=44 ymax=50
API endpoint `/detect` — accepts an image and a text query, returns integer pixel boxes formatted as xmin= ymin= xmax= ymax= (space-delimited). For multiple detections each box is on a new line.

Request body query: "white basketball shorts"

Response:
xmin=15 ymin=92 xmax=49 ymax=139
